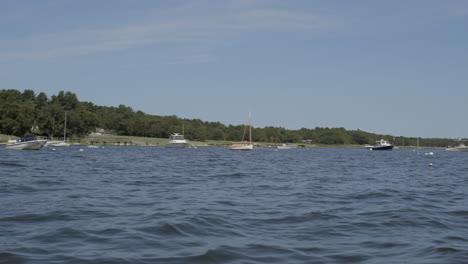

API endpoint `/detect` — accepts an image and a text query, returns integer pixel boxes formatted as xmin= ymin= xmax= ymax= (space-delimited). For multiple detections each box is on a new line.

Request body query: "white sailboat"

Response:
xmin=49 ymin=112 xmax=70 ymax=147
xmin=229 ymin=113 xmax=254 ymax=151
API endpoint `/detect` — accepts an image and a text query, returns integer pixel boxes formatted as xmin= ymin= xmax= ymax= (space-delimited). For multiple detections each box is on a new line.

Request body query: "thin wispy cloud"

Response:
xmin=2 ymin=1 xmax=464 ymax=63
xmin=234 ymin=8 xmax=335 ymax=30
xmin=0 ymin=4 xmax=334 ymax=62
xmin=169 ymin=55 xmax=218 ymax=65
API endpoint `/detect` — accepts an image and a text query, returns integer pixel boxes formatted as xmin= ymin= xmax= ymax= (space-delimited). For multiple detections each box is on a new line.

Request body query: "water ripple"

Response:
xmin=1 ymin=147 xmax=467 ymax=263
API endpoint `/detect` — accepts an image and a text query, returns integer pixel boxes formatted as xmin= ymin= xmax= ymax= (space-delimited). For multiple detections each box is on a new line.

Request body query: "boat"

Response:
xmin=445 ymin=138 xmax=468 ymax=152
xmin=229 ymin=141 xmax=254 ymax=150
xmin=165 ymin=133 xmax=189 ymax=148
xmin=229 ymin=113 xmax=254 ymax=151
xmin=49 ymin=141 xmax=71 ymax=147
xmin=5 ymin=135 xmax=47 ymax=150
xmin=277 ymin=144 xmax=298 ymax=149
xmin=49 ymin=112 xmax=70 ymax=147
xmin=367 ymin=139 xmax=393 ymax=151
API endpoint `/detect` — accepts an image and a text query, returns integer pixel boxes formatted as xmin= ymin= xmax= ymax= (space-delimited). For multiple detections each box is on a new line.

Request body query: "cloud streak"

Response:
xmin=0 ymin=4 xmax=333 ymax=62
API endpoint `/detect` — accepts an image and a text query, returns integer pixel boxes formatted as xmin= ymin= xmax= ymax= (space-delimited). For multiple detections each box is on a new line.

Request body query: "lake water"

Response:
xmin=1 ymin=146 xmax=468 ymax=263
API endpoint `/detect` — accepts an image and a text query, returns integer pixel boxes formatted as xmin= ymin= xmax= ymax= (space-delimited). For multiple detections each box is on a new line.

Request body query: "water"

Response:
xmin=1 ymin=146 xmax=468 ymax=263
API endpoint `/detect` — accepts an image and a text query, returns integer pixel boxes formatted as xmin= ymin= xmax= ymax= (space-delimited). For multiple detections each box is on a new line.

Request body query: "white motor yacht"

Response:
xmin=165 ymin=133 xmax=189 ymax=148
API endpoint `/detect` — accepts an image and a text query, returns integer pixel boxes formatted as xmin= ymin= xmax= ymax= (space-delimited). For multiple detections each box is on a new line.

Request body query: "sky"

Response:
xmin=1 ymin=0 xmax=467 ymax=138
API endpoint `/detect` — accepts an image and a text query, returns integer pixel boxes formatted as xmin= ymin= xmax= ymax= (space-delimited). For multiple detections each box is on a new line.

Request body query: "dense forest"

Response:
xmin=0 ymin=89 xmax=456 ymax=147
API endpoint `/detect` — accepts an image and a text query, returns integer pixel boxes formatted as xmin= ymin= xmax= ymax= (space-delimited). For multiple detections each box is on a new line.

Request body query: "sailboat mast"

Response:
xmin=249 ymin=112 xmax=252 ymax=144
xmin=64 ymin=111 xmax=67 ymax=141
xmin=417 ymin=137 xmax=419 ymax=155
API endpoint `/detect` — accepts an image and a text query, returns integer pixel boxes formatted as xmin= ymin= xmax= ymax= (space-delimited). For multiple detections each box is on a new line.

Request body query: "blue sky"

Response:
xmin=1 ymin=0 xmax=467 ymax=138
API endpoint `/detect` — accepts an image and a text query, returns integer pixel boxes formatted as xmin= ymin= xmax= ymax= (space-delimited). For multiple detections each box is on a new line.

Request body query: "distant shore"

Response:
xmin=0 ymin=134 xmax=445 ymax=149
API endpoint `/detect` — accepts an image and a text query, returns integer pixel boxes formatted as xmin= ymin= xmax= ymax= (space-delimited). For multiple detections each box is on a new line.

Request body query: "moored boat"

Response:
xmin=52 ymin=111 xmax=70 ymax=147
xmin=165 ymin=133 xmax=189 ymax=148
xmin=229 ymin=142 xmax=254 ymax=150
xmin=367 ymin=139 xmax=393 ymax=151
xmin=6 ymin=135 xmax=47 ymax=150
xmin=277 ymin=144 xmax=298 ymax=150
xmin=445 ymin=138 xmax=468 ymax=152
xmin=49 ymin=141 xmax=71 ymax=147
xmin=229 ymin=113 xmax=254 ymax=151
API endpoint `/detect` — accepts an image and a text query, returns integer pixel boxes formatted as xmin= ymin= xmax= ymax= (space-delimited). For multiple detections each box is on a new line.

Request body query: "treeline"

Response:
xmin=0 ymin=89 xmax=455 ymax=147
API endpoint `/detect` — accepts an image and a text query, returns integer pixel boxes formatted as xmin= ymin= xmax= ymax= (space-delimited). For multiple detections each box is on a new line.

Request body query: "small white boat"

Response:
xmin=445 ymin=138 xmax=468 ymax=152
xmin=367 ymin=139 xmax=393 ymax=151
xmin=229 ymin=113 xmax=254 ymax=151
xmin=277 ymin=144 xmax=298 ymax=149
xmin=45 ymin=112 xmax=70 ymax=147
xmin=6 ymin=135 xmax=47 ymax=150
xmin=229 ymin=142 xmax=254 ymax=150
xmin=165 ymin=133 xmax=189 ymax=148
xmin=48 ymin=141 xmax=71 ymax=147
xmin=53 ymin=111 xmax=70 ymax=147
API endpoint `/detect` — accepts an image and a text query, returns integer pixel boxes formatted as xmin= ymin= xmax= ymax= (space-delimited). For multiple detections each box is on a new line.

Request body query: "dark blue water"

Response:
xmin=1 ymin=146 xmax=468 ymax=263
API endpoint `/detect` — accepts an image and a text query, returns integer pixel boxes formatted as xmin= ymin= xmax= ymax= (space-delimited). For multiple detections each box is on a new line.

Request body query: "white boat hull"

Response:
xmin=445 ymin=146 xmax=468 ymax=152
xmin=277 ymin=144 xmax=297 ymax=149
xmin=229 ymin=144 xmax=253 ymax=150
xmin=49 ymin=141 xmax=70 ymax=147
xmin=165 ymin=142 xmax=189 ymax=148
xmin=6 ymin=140 xmax=47 ymax=150
xmin=165 ymin=133 xmax=189 ymax=148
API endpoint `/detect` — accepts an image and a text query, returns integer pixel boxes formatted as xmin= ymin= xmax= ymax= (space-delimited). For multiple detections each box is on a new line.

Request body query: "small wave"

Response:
xmin=359 ymin=241 xmax=409 ymax=249
xmin=445 ymin=236 xmax=468 ymax=243
xmin=181 ymin=244 xmax=305 ymax=264
xmin=0 ymin=252 xmax=27 ymax=263
xmin=419 ymin=245 xmax=465 ymax=257
xmin=0 ymin=212 xmax=75 ymax=223
xmin=13 ymin=185 xmax=38 ymax=193
xmin=325 ymin=253 xmax=372 ymax=263
xmin=435 ymin=247 xmax=462 ymax=253
xmin=138 ymin=223 xmax=189 ymax=237
xmin=31 ymin=227 xmax=90 ymax=244
xmin=0 ymin=162 xmax=27 ymax=167
xmin=183 ymin=247 xmax=243 ymax=264
xmin=350 ymin=191 xmax=393 ymax=200
xmin=447 ymin=210 xmax=468 ymax=216
xmin=217 ymin=172 xmax=249 ymax=178
xmin=246 ymin=211 xmax=340 ymax=225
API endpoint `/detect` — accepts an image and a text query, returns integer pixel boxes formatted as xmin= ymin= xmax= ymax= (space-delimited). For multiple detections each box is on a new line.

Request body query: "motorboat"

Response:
xmin=6 ymin=135 xmax=47 ymax=150
xmin=165 ymin=133 xmax=189 ymax=148
xmin=367 ymin=139 xmax=393 ymax=151
xmin=229 ymin=113 xmax=254 ymax=151
xmin=277 ymin=144 xmax=298 ymax=150
xmin=445 ymin=139 xmax=468 ymax=152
